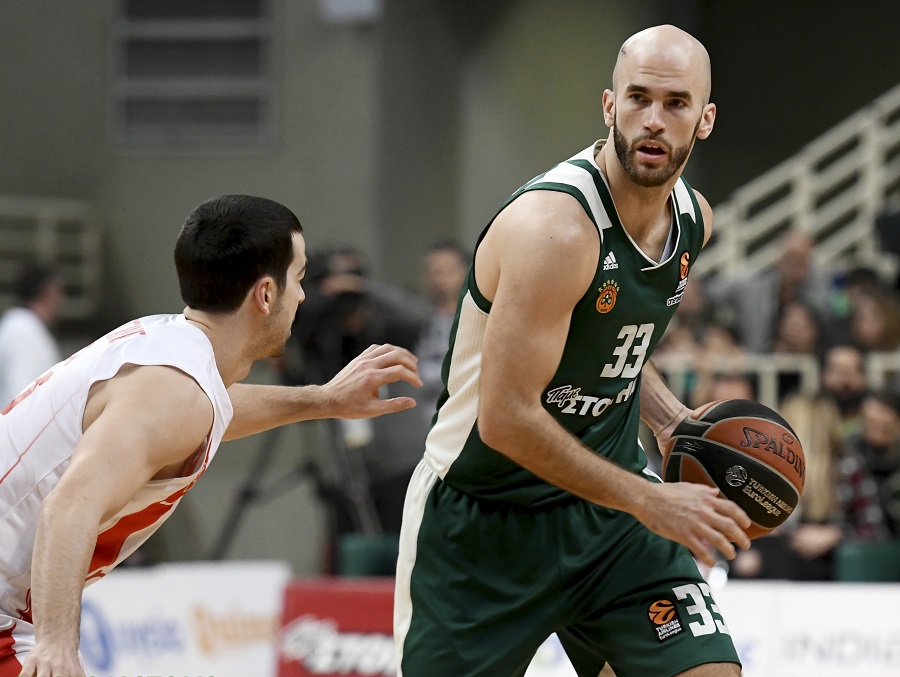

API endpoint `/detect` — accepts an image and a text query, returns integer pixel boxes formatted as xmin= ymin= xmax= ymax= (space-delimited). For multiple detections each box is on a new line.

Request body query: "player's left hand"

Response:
xmin=323 ymin=343 xmax=421 ymax=419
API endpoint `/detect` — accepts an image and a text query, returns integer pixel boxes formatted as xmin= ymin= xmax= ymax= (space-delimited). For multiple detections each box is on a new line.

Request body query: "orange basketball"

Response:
xmin=662 ymin=399 xmax=805 ymax=540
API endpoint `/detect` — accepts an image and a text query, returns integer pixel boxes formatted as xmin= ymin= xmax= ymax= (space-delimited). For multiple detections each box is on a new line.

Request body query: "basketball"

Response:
xmin=662 ymin=399 xmax=805 ymax=540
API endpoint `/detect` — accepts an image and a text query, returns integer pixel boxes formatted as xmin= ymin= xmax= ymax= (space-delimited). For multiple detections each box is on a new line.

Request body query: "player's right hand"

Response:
xmin=323 ymin=343 xmax=422 ymax=419
xmin=17 ymin=643 xmax=85 ymax=677
xmin=634 ymin=481 xmax=751 ymax=568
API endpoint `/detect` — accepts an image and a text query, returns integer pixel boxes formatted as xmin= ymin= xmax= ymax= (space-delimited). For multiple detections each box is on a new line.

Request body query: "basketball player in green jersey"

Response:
xmin=395 ymin=25 xmax=752 ymax=677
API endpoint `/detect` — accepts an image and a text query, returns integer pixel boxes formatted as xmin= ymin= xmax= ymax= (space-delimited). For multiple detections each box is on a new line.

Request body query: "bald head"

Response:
xmin=613 ymin=25 xmax=712 ymax=104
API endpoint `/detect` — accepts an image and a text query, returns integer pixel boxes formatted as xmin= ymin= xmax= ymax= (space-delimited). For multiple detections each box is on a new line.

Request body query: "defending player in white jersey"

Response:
xmin=0 ymin=195 xmax=421 ymax=677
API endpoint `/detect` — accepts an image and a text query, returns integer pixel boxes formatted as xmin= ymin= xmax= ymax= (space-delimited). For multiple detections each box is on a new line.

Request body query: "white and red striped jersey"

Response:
xmin=0 ymin=314 xmax=232 ymax=622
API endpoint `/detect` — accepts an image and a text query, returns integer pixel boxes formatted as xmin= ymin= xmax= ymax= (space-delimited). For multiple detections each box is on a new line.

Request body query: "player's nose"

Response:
xmin=644 ymin=102 xmax=666 ymax=133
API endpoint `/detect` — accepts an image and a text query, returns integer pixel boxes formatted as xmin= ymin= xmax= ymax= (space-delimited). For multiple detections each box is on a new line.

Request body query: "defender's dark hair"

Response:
xmin=174 ymin=195 xmax=303 ymax=313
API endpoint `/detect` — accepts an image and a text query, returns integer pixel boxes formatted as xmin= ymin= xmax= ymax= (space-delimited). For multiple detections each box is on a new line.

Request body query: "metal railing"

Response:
xmin=654 ymin=354 xmax=821 ymax=410
xmin=697 ymin=81 xmax=900 ymax=282
xmin=653 ymin=352 xmax=900 ymax=410
xmin=655 ymin=351 xmax=900 ymax=410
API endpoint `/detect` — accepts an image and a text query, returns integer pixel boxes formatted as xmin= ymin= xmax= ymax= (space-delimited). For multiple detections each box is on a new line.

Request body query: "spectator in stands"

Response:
xmin=0 ymin=260 xmax=63 ymax=406
xmin=686 ymin=321 xmax=749 ymax=408
xmin=773 ymin=299 xmax=822 ymax=356
xmin=848 ymin=288 xmax=900 ymax=353
xmin=707 ymin=373 xmax=756 ymax=402
xmin=829 ymin=265 xmax=883 ymax=329
xmin=412 ymin=240 xmax=471 ymax=429
xmin=771 ymin=299 xmax=824 ymax=399
xmin=731 ymin=393 xmax=887 ymax=581
xmin=705 ymin=229 xmax=832 ymax=354
xmin=848 ymin=387 xmax=900 ymax=537
xmin=821 ymin=343 xmax=869 ymax=440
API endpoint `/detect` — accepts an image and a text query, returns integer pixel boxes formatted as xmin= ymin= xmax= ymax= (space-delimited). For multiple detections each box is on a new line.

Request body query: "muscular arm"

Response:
xmin=224 ymin=343 xmax=421 ymax=441
xmin=476 ymin=191 xmax=749 ymax=566
xmin=22 ymin=366 xmax=213 ymax=677
xmin=477 ymin=193 xmax=647 ymax=511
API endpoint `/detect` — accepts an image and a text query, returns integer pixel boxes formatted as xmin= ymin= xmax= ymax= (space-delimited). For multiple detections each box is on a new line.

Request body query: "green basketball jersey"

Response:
xmin=425 ymin=142 xmax=705 ymax=506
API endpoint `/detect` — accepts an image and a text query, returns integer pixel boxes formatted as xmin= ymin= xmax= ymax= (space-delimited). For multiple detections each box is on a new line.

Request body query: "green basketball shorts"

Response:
xmin=394 ymin=460 xmax=741 ymax=677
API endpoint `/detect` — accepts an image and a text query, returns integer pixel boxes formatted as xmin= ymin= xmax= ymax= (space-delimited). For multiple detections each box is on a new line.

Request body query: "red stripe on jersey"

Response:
xmin=85 ymin=438 xmax=212 ymax=581
xmin=0 ymin=624 xmax=20 ymax=673
xmin=15 ymin=590 xmax=31 ymax=625
xmin=86 ymin=484 xmax=191 ymax=581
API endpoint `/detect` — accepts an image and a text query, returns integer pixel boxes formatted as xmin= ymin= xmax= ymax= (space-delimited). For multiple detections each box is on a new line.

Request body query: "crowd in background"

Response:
xmin=654 ymin=229 xmax=900 ymax=582
xmin=2 ymin=229 xmax=899 ymax=583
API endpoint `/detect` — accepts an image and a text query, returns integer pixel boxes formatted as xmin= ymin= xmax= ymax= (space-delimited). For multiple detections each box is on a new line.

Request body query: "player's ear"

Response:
xmin=696 ymin=102 xmax=716 ymax=140
xmin=251 ymin=277 xmax=276 ymax=314
xmin=602 ymin=89 xmax=616 ymax=128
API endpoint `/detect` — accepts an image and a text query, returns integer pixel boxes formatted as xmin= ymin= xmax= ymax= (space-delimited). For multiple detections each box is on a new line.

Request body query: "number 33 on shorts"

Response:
xmin=649 ymin=583 xmax=729 ymax=643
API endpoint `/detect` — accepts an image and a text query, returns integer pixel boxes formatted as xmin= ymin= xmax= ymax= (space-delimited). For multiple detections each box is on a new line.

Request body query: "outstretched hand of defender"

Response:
xmin=324 ymin=343 xmax=422 ymax=419
xmin=635 ymin=480 xmax=752 ymax=568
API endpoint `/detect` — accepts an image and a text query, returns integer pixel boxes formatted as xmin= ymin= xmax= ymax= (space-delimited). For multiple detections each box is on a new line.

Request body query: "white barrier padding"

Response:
xmin=80 ymin=560 xmax=291 ymax=677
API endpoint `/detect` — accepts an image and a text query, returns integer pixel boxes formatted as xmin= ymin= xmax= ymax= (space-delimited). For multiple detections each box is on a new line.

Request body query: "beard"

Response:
xmin=612 ymin=115 xmax=700 ymax=187
xmin=258 ymin=298 xmax=292 ymax=359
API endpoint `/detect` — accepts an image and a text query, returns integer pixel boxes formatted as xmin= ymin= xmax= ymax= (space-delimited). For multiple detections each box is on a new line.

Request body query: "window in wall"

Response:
xmin=109 ymin=0 xmax=277 ymax=149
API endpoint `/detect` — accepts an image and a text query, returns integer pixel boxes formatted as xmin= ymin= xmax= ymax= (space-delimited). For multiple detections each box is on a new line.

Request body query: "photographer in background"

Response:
xmin=286 ymin=247 xmax=431 ymax=536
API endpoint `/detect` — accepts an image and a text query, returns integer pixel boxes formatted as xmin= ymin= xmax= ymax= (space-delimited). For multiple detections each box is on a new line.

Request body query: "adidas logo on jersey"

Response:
xmin=603 ymin=252 xmax=619 ymax=270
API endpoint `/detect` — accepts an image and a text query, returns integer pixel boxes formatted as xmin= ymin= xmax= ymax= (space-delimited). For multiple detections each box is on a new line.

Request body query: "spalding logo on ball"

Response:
xmin=662 ymin=399 xmax=805 ymax=540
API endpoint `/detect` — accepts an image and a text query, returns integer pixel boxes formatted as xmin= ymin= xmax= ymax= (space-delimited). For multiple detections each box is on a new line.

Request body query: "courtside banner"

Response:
xmin=275 ymin=578 xmax=579 ymax=677
xmin=715 ymin=581 xmax=900 ymax=677
xmin=277 ymin=578 xmax=396 ymax=677
xmin=79 ymin=560 xmax=291 ymax=677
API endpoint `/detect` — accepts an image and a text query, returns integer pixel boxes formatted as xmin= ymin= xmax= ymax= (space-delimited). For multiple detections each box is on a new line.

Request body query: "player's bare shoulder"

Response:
xmin=477 ymin=190 xmax=600 ymax=302
xmin=83 ymin=364 xmax=214 ymax=456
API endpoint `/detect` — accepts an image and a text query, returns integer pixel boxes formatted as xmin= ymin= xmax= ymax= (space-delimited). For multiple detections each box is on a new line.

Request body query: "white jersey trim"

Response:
xmin=423 ymin=292 xmax=487 ymax=478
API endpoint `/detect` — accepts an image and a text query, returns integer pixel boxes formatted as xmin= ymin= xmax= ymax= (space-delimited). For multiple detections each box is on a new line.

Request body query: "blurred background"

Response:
xmin=2 ymin=0 xmax=900 ymax=582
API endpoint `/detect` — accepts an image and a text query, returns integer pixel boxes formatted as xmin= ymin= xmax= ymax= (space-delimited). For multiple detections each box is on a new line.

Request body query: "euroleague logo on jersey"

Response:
xmin=680 ymin=251 xmax=690 ymax=279
xmin=596 ymin=280 xmax=620 ymax=314
xmin=666 ymin=251 xmax=691 ymax=307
